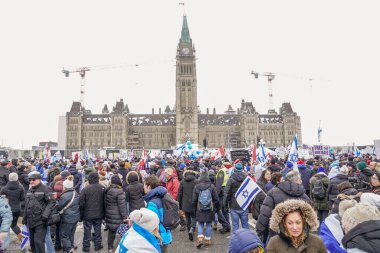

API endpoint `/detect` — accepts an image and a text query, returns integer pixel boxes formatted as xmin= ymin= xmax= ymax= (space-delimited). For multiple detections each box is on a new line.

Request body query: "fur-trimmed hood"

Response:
xmin=126 ymin=170 xmax=139 ymax=184
xmin=269 ymin=199 xmax=319 ymax=234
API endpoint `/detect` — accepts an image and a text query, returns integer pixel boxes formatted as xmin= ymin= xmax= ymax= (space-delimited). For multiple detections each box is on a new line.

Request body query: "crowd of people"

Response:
xmin=0 ymin=151 xmax=378 ymax=253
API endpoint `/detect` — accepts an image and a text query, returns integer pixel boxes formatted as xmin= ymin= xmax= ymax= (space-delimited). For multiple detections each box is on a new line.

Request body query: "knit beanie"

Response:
xmin=60 ymin=170 xmax=71 ymax=180
xmin=129 ymin=208 xmax=159 ymax=233
xmin=235 ymin=163 xmax=243 ymax=171
xmin=317 ymin=167 xmax=326 ymax=173
xmin=9 ymin=172 xmax=18 ymax=182
xmin=338 ymin=165 xmax=349 ymax=175
xmin=286 ymin=161 xmax=293 ymax=169
xmin=342 ymin=203 xmax=380 ymax=233
xmin=63 ymin=175 xmax=74 ymax=189
xmin=357 ymin=161 xmax=367 ymax=171
xmin=360 ymin=193 xmax=380 ymax=209
xmin=110 ymin=174 xmax=122 ymax=187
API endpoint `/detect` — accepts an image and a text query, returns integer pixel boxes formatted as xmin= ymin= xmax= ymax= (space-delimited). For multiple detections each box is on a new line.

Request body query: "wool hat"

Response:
xmin=360 ymin=193 xmax=380 ymax=209
xmin=63 ymin=175 xmax=74 ymax=189
xmin=179 ymin=163 xmax=186 ymax=170
xmin=317 ymin=167 xmax=326 ymax=173
xmin=9 ymin=172 xmax=18 ymax=182
xmin=286 ymin=161 xmax=293 ymax=169
xmin=110 ymin=174 xmax=122 ymax=187
xmin=338 ymin=165 xmax=349 ymax=175
xmin=342 ymin=203 xmax=380 ymax=233
xmin=228 ymin=228 xmax=264 ymax=253
xmin=357 ymin=161 xmax=367 ymax=171
xmin=129 ymin=208 xmax=159 ymax=233
xmin=235 ymin=163 xmax=243 ymax=171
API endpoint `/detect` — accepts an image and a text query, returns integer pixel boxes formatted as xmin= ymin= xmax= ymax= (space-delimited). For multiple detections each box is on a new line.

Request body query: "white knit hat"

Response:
xmin=360 ymin=193 xmax=380 ymax=208
xmin=9 ymin=172 xmax=18 ymax=182
xmin=342 ymin=203 xmax=380 ymax=233
xmin=63 ymin=175 xmax=74 ymax=189
xmin=129 ymin=208 xmax=159 ymax=233
xmin=338 ymin=165 xmax=349 ymax=175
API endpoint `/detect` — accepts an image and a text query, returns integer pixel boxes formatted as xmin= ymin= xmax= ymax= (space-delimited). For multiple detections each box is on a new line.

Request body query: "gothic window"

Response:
xmin=189 ymin=65 xmax=192 ymax=73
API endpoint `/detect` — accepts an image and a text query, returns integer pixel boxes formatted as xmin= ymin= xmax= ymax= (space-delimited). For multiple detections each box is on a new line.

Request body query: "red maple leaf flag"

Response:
xmin=219 ymin=146 xmax=225 ymax=157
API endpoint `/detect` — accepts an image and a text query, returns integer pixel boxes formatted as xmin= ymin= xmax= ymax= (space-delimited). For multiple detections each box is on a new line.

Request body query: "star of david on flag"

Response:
xmin=287 ymin=134 xmax=298 ymax=169
xmin=235 ymin=177 xmax=262 ymax=210
xmin=257 ymin=142 xmax=267 ymax=165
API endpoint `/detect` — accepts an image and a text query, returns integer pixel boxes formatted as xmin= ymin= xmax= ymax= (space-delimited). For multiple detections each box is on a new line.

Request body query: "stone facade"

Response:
xmin=66 ymin=15 xmax=302 ymax=152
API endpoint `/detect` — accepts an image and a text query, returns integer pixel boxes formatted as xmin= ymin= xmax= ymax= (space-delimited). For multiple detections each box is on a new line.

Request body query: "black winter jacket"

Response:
xmin=0 ymin=166 xmax=9 ymax=191
xmin=18 ymin=171 xmax=29 ymax=194
xmin=178 ymin=170 xmax=197 ymax=213
xmin=0 ymin=181 xmax=25 ymax=212
xmin=47 ymin=167 xmax=61 ymax=184
xmin=192 ymin=175 xmax=219 ymax=223
xmin=331 ymin=186 xmax=358 ymax=214
xmin=68 ymin=167 xmax=83 ymax=193
xmin=256 ymin=181 xmax=311 ymax=240
xmin=357 ymin=168 xmax=374 ymax=192
xmin=253 ymin=178 xmax=267 ymax=220
xmin=57 ymin=189 xmax=80 ymax=224
xmin=23 ymin=182 xmax=55 ymax=228
xmin=105 ymin=184 xmax=128 ymax=231
xmin=342 ymin=220 xmax=380 ymax=253
xmin=79 ymin=174 xmax=105 ymax=221
xmin=327 ymin=173 xmax=348 ymax=204
xmin=223 ymin=171 xmax=247 ymax=210
xmin=125 ymin=171 xmax=145 ymax=213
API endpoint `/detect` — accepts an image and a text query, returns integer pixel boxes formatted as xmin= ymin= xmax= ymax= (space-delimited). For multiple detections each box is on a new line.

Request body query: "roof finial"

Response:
xmin=179 ymin=2 xmax=186 ymax=16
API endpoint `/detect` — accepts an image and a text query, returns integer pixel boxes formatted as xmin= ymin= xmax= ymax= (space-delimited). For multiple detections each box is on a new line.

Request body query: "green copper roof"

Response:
xmin=180 ymin=15 xmax=191 ymax=44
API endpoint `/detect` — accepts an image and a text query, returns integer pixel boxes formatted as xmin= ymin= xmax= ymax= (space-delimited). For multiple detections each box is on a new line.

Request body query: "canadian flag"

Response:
xmin=139 ymin=148 xmax=147 ymax=168
xmin=252 ymin=144 xmax=257 ymax=163
xmin=219 ymin=146 xmax=225 ymax=157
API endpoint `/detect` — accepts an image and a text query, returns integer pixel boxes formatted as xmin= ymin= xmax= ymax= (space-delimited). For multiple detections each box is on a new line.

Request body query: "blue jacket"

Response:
xmin=57 ymin=189 xmax=80 ymax=224
xmin=0 ymin=196 xmax=13 ymax=250
xmin=298 ymin=164 xmax=312 ymax=192
xmin=144 ymin=186 xmax=172 ymax=245
xmin=68 ymin=166 xmax=83 ymax=193
xmin=228 ymin=228 xmax=264 ymax=253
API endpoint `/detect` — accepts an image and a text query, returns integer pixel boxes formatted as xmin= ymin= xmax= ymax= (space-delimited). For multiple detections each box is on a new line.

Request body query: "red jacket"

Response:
xmin=166 ymin=175 xmax=180 ymax=201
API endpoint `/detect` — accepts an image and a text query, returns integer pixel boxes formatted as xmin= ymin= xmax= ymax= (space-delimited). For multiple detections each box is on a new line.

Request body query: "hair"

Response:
xmin=144 ymin=175 xmax=160 ymax=189
xmin=285 ymin=171 xmax=301 ymax=183
xmin=337 ymin=181 xmax=354 ymax=193
xmin=271 ymin=172 xmax=282 ymax=186
xmin=258 ymin=169 xmax=270 ymax=183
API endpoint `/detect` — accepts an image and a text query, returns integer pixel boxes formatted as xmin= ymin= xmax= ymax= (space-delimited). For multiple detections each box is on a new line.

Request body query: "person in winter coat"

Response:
xmin=68 ymin=164 xmax=83 ymax=193
xmin=256 ymin=171 xmax=311 ymax=244
xmin=99 ymin=170 xmax=110 ymax=189
xmin=23 ymin=172 xmax=55 ymax=253
xmin=341 ymin=202 xmax=380 ymax=252
xmin=17 ymin=165 xmax=29 ymax=194
xmin=57 ymin=175 xmax=80 ymax=253
xmin=0 ymin=161 xmax=10 ymax=191
xmin=104 ymin=174 xmax=128 ymax=252
xmin=253 ymin=170 xmax=271 ymax=220
xmin=370 ymin=170 xmax=380 ymax=195
xmin=215 ymin=162 xmax=231 ymax=234
xmin=47 ymin=166 xmax=61 ymax=184
xmin=327 ymin=165 xmax=349 ymax=206
xmin=164 ymin=167 xmax=186 ymax=232
xmin=228 ymin=228 xmax=264 ymax=253
xmin=192 ymin=166 xmax=219 ymax=249
xmin=117 ymin=161 xmax=130 ymax=191
xmin=116 ymin=208 xmax=162 ymax=253
xmin=330 ymin=182 xmax=358 ymax=214
xmin=224 ymin=163 xmax=249 ymax=232
xmin=356 ymin=161 xmax=374 ymax=192
xmin=266 ymin=199 xmax=327 ymax=253
xmin=310 ymin=167 xmax=330 ymax=224
xmin=0 ymin=172 xmax=24 ymax=241
xmin=178 ymin=168 xmax=197 ymax=241
xmin=143 ymin=175 xmax=172 ymax=253
xmin=125 ymin=171 xmax=145 ymax=213
xmin=79 ymin=172 xmax=106 ymax=252
xmin=297 ymin=161 xmax=312 ymax=196
xmin=0 ymin=195 xmax=13 ymax=251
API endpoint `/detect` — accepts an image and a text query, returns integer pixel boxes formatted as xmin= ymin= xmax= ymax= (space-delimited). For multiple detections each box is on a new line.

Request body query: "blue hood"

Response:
xmin=228 ymin=228 xmax=264 ymax=253
xmin=144 ymin=186 xmax=167 ymax=201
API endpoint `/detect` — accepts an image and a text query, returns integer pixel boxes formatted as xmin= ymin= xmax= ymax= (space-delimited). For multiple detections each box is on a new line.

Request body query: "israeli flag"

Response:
xmin=257 ymin=142 xmax=267 ymax=164
xmin=235 ymin=177 xmax=262 ymax=210
xmin=372 ymin=145 xmax=376 ymax=155
xmin=20 ymin=225 xmax=29 ymax=250
xmin=354 ymin=146 xmax=362 ymax=157
xmin=287 ymin=135 xmax=298 ymax=168
xmin=176 ymin=143 xmax=186 ymax=157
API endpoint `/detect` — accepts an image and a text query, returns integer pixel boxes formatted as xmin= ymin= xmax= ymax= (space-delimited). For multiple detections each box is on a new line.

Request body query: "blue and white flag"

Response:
xmin=84 ymin=149 xmax=89 ymax=160
xmin=354 ymin=146 xmax=361 ymax=157
xmin=235 ymin=177 xmax=262 ymax=210
xmin=372 ymin=145 xmax=376 ymax=155
xmin=20 ymin=225 xmax=29 ymax=250
xmin=287 ymin=135 xmax=298 ymax=168
xmin=176 ymin=142 xmax=186 ymax=157
xmin=257 ymin=142 xmax=267 ymax=164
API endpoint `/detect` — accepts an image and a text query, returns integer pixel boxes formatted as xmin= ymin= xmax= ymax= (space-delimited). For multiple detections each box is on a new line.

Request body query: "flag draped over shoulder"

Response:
xmin=235 ymin=177 xmax=262 ymax=210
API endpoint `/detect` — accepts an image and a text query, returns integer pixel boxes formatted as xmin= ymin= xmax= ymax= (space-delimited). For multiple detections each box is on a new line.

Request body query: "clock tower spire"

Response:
xmin=176 ymin=15 xmax=198 ymax=144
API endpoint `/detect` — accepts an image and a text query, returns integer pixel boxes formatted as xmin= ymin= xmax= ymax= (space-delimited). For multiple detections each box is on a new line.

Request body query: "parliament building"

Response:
xmin=65 ymin=16 xmax=302 ymax=152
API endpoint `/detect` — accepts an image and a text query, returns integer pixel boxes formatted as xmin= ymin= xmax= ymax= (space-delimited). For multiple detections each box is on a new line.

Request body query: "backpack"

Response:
xmin=198 ymin=189 xmax=213 ymax=211
xmin=162 ymin=194 xmax=180 ymax=230
xmin=312 ymin=177 xmax=326 ymax=200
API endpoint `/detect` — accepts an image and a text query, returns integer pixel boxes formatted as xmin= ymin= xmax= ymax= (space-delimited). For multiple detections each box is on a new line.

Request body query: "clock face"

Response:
xmin=181 ymin=47 xmax=190 ymax=55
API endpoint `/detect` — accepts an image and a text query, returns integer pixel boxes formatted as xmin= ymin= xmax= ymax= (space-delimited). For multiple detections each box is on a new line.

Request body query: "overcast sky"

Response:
xmin=1 ymin=0 xmax=379 ymax=149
